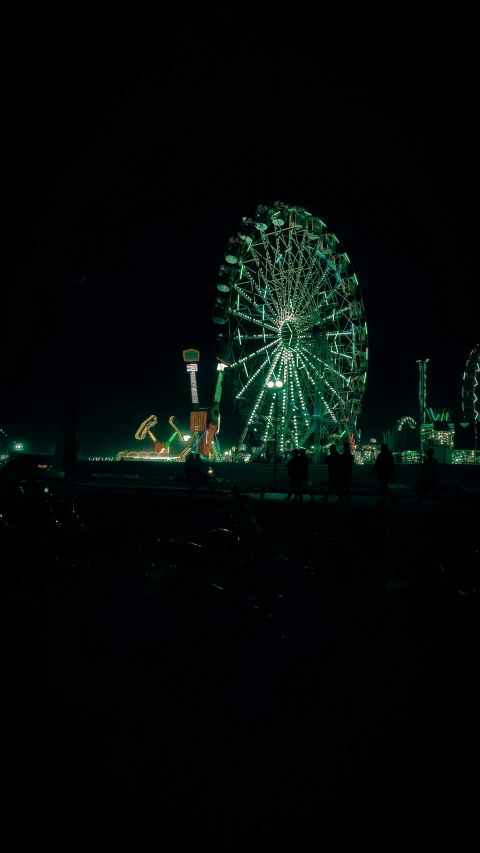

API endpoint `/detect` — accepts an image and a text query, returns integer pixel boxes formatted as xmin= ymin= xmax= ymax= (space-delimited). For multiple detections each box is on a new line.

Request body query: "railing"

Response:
xmin=76 ymin=458 xmax=480 ymax=491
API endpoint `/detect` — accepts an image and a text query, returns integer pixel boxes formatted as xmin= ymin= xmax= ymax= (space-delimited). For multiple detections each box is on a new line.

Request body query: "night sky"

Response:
xmin=5 ymin=11 xmax=479 ymax=456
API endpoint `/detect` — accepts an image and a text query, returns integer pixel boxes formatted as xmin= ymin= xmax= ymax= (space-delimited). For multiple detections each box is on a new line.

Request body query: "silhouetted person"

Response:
xmin=371 ymin=443 xmax=397 ymax=507
xmin=185 ymin=452 xmax=196 ymax=486
xmin=285 ymin=449 xmax=302 ymax=501
xmin=418 ymin=448 xmax=442 ymax=507
xmin=299 ymin=448 xmax=314 ymax=502
xmin=341 ymin=442 xmax=355 ymax=502
xmin=185 ymin=451 xmax=202 ymax=488
xmin=322 ymin=445 xmax=344 ymax=503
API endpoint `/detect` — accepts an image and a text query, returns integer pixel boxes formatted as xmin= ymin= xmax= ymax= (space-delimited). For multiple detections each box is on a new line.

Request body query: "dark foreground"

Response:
xmin=4 ymin=490 xmax=478 ymax=850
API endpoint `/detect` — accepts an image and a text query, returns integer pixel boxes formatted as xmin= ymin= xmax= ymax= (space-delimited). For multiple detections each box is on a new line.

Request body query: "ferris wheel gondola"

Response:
xmin=212 ymin=202 xmax=368 ymax=459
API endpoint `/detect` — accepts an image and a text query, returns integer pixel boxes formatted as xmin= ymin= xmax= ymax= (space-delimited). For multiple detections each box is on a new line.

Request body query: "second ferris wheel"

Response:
xmin=212 ymin=202 xmax=368 ymax=459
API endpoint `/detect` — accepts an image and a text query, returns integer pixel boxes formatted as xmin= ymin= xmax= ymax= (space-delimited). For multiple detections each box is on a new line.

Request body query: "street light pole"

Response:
xmin=267 ymin=378 xmax=283 ymax=492
xmin=273 ymin=391 xmax=278 ymax=491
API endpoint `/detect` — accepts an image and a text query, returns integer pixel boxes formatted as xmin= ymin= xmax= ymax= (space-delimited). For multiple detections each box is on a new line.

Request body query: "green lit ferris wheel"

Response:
xmin=212 ymin=202 xmax=368 ymax=459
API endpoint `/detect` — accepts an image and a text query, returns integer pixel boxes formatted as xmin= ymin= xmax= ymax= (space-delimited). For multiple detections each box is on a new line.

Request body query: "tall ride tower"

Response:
xmin=416 ymin=358 xmax=430 ymax=453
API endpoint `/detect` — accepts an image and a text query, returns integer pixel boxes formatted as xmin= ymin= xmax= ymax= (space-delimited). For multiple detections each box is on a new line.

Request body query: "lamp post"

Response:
xmin=266 ymin=379 xmax=284 ymax=491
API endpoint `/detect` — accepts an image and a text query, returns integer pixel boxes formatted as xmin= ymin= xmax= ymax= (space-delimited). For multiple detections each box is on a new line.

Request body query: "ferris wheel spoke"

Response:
xmin=245 ymin=386 xmax=267 ymax=427
xmin=234 ymin=333 xmax=277 ymax=342
xmin=278 ymin=232 xmax=295 ymax=316
xmin=259 ymin=231 xmax=284 ymax=294
xmin=263 ymin=348 xmax=283 ymax=384
xmin=237 ymin=349 xmax=283 ymax=414
xmin=258 ymin=270 xmax=285 ymax=317
xmin=285 ymin=352 xmax=311 ymax=428
xmin=240 ymin=261 xmax=282 ymax=312
xmin=240 ymin=259 xmax=284 ymax=319
xmin=296 ymin=349 xmax=317 ymax=380
xmin=236 ymin=266 xmax=267 ymax=306
xmin=233 ymin=282 xmax=266 ymax=313
xmin=297 ymin=351 xmax=346 ymax=421
xmin=323 ymin=305 xmax=353 ymax=324
xmin=230 ymin=339 xmax=280 ymax=371
xmin=247 ymin=237 xmax=283 ymax=309
xmin=298 ymin=424 xmax=315 ymax=449
xmin=290 ymin=244 xmax=318 ymax=316
xmin=298 ymin=344 xmax=349 ymax=384
xmin=311 ymin=269 xmax=336 ymax=315
xmin=292 ymin=232 xmax=311 ymax=313
xmin=290 ymin=358 xmax=312 ymax=428
xmin=323 ymin=379 xmax=350 ymax=417
xmin=278 ymin=235 xmax=298 ymax=318
xmin=272 ymin=234 xmax=298 ymax=316
xmin=230 ymin=308 xmax=279 ymax=335
xmin=260 ymin=280 xmax=284 ymax=318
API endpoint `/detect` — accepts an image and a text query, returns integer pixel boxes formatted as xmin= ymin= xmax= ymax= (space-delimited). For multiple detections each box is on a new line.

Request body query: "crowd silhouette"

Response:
xmin=282 ymin=442 xmax=443 ymax=507
xmin=284 ymin=443 xmax=357 ymax=504
xmin=284 ymin=448 xmax=314 ymax=503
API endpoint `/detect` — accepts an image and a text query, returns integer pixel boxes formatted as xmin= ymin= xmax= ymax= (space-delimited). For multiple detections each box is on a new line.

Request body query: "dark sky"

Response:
xmin=5 ymin=10 xmax=479 ymax=455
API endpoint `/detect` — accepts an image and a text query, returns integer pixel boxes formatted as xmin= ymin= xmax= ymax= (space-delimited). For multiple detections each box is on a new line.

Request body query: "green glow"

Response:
xmin=164 ymin=429 xmax=178 ymax=449
xmin=214 ymin=370 xmax=224 ymax=404
xmin=220 ymin=203 xmax=367 ymax=455
xmin=397 ymin=416 xmax=416 ymax=431
xmin=183 ymin=348 xmax=199 ymax=361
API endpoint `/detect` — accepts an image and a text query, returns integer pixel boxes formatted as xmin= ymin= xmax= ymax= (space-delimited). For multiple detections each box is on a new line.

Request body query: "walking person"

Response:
xmin=370 ymin=443 xmax=397 ymax=507
xmin=417 ymin=448 xmax=442 ymax=508
xmin=299 ymin=448 xmax=314 ymax=503
xmin=322 ymin=444 xmax=344 ymax=503
xmin=341 ymin=441 xmax=355 ymax=502
xmin=284 ymin=449 xmax=302 ymax=501
xmin=185 ymin=451 xmax=203 ymax=489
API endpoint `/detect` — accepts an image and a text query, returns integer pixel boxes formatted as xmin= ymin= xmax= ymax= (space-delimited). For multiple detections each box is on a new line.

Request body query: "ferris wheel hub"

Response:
xmin=280 ymin=320 xmax=298 ymax=350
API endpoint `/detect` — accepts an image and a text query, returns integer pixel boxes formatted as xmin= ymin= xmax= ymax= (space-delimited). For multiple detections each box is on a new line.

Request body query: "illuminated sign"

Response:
xmin=183 ymin=348 xmax=200 ymax=362
xmin=187 ymin=363 xmax=199 ymax=405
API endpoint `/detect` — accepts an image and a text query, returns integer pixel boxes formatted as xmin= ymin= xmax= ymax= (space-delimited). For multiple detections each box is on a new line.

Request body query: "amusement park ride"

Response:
xmin=212 ymin=201 xmax=368 ymax=461
xmin=118 ymin=347 xmax=228 ymax=462
xmin=182 ymin=348 xmax=226 ymax=461
xmin=134 ymin=414 xmax=185 ymax=456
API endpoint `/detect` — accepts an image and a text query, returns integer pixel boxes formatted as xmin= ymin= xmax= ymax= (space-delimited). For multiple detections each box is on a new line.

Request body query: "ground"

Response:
xmin=3 ymin=488 xmax=478 ymax=850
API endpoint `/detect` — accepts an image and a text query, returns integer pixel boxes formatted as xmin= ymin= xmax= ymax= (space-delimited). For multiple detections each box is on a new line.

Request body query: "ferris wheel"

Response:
xmin=212 ymin=202 xmax=368 ymax=458
xmin=462 ymin=343 xmax=479 ymax=424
